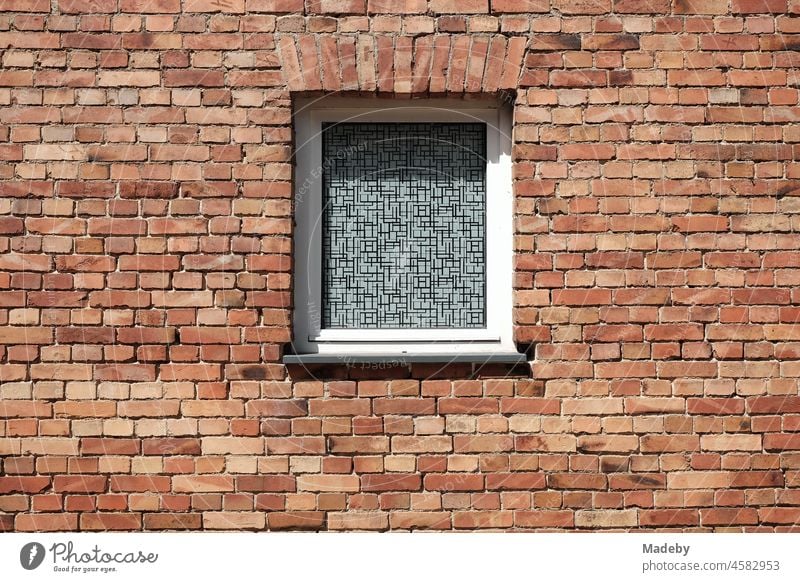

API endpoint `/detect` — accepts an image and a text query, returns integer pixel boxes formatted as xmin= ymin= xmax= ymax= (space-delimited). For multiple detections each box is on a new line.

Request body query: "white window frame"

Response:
xmin=292 ymin=97 xmax=515 ymax=357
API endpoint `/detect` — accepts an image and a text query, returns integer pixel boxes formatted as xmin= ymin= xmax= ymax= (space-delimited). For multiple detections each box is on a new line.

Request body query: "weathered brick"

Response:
xmin=53 ymin=475 xmax=107 ymax=493
xmin=268 ymin=511 xmax=325 ymax=530
xmin=453 ymin=511 xmax=513 ymax=529
xmin=575 ymin=510 xmax=637 ymax=528
xmin=173 ymin=476 xmax=234 ymax=493
xmin=362 ymin=474 xmax=421 ymax=492
xmin=236 ymin=475 xmax=296 ymax=492
xmin=16 ymin=513 xmax=78 ymax=532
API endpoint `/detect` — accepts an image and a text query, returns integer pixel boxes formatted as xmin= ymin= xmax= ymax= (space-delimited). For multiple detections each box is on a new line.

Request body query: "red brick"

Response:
xmin=0 ymin=476 xmax=50 ymax=494
xmin=236 ymin=476 xmax=297 ymax=492
xmin=764 ymin=434 xmax=800 ymax=451
xmin=491 ymin=0 xmax=547 ymax=12
xmin=748 ymin=397 xmax=800 ymax=414
xmin=0 ymin=328 xmax=52 ymax=345
xmin=81 ymin=513 xmax=142 ymax=531
xmin=431 ymin=0 xmax=488 ymax=13
xmin=142 ymin=438 xmax=201 ymax=455
xmin=161 ymin=364 xmax=221 ymax=381
xmin=390 ymin=511 xmax=451 ymax=529
xmin=453 ymin=511 xmax=512 ymax=529
xmin=674 ymin=0 xmax=728 ymax=13
xmin=758 ymin=507 xmax=800 ymax=524
xmin=110 ymin=476 xmax=171 ymax=492
xmin=551 ymin=70 xmax=607 ymax=87
xmin=16 ymin=513 xmax=78 ymax=531
xmin=164 ymin=70 xmax=225 ymax=89
xmin=362 ymin=474 xmax=421 ymax=492
xmin=58 ymin=0 xmax=116 ymax=13
xmin=609 ymin=473 xmax=667 ymax=489
xmin=732 ymin=0 xmax=786 ymax=13
xmin=144 ymin=513 xmax=202 ymax=530
xmin=53 ymin=475 xmax=107 ymax=493
xmin=173 ymin=476 xmax=234 ymax=493
xmin=578 ymin=435 xmax=639 ymax=453
xmin=552 ymin=289 xmax=611 ymax=305
xmin=0 ymin=0 xmax=50 ymax=10
xmin=307 ymin=0 xmax=365 ymax=13
xmin=369 ymin=0 xmax=426 ymax=12
xmin=688 ymin=398 xmax=745 ymax=415
xmin=487 ymin=473 xmax=547 ymax=490
xmin=246 ymin=399 xmax=308 ymax=417
xmin=515 ymin=510 xmax=574 ymax=528
xmin=424 ymin=474 xmax=484 ymax=491
xmin=640 ymin=509 xmax=699 ymax=527
xmin=700 ymin=508 xmax=758 ymax=526
xmin=81 ymin=438 xmax=140 ymax=455
xmin=268 ymin=511 xmax=325 ymax=530
xmin=248 ymin=0 xmax=303 ymax=10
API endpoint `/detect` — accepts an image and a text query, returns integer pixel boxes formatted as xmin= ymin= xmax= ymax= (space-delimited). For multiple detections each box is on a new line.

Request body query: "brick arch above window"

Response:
xmin=277 ymin=33 xmax=528 ymax=94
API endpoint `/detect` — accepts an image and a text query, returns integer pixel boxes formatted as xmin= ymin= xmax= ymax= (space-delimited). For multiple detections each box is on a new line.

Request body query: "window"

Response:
xmin=289 ymin=98 xmax=519 ymax=362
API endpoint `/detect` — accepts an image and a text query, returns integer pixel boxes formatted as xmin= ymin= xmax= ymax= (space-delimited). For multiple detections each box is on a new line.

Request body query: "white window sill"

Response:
xmin=282 ymin=352 xmax=528 ymax=365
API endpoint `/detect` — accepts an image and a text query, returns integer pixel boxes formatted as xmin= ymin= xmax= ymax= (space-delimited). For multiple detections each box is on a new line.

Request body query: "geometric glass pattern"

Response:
xmin=321 ymin=122 xmax=486 ymax=329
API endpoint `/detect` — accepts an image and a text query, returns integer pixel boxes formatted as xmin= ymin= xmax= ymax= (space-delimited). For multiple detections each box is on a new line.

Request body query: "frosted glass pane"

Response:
xmin=321 ymin=122 xmax=486 ymax=329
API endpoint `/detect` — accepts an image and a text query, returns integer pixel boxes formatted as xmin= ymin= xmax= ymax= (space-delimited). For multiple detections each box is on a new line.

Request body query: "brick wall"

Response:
xmin=1 ymin=0 xmax=800 ymax=531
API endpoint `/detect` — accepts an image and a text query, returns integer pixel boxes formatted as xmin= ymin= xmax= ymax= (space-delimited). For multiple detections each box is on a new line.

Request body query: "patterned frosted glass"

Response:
xmin=321 ymin=122 xmax=486 ymax=329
